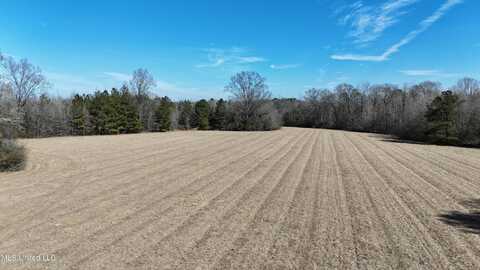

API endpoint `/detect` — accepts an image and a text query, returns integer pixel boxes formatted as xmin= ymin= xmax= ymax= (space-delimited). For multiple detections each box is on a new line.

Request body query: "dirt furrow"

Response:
xmin=355 ymin=132 xmax=480 ymax=268
xmin=213 ymin=131 xmax=318 ymax=269
xmin=59 ymin=130 xmax=310 ymax=269
xmin=366 ymin=134 xmax=480 ymax=202
xmin=383 ymin=140 xmax=480 ymax=187
xmin=331 ymin=131 xmax=395 ymax=269
xmin=207 ymin=131 xmax=315 ymax=270
xmin=0 ymin=132 xmax=239 ymax=202
xmin=0 ymin=132 xmax=261 ymax=241
xmin=2 ymin=128 xmax=479 ymax=270
xmin=2 ymin=131 xmax=217 ymax=188
xmin=301 ymin=131 xmax=357 ymax=269
xmin=343 ymin=132 xmax=453 ymax=269
xmin=260 ymin=130 xmax=323 ymax=269
xmin=1 ymin=131 xmax=289 ymax=256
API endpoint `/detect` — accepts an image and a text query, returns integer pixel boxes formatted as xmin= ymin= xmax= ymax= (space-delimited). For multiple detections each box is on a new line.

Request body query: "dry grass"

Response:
xmin=1 ymin=127 xmax=480 ymax=269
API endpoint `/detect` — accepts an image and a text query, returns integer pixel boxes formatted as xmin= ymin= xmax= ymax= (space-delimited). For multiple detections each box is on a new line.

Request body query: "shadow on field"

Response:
xmin=379 ymin=138 xmax=427 ymax=145
xmin=438 ymin=199 xmax=480 ymax=234
xmin=369 ymin=134 xmax=480 ymax=148
xmin=366 ymin=134 xmax=427 ymax=146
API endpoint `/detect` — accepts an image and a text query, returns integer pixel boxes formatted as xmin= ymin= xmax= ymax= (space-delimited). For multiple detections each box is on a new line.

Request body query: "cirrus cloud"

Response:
xmin=400 ymin=69 xmax=460 ymax=77
xmin=270 ymin=64 xmax=301 ymax=70
xmin=332 ymin=0 xmax=463 ymax=62
xmin=195 ymin=47 xmax=266 ymax=68
xmin=339 ymin=0 xmax=419 ymax=45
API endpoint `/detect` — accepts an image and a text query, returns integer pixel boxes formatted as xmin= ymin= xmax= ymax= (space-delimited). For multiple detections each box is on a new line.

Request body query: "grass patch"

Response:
xmin=0 ymin=139 xmax=26 ymax=172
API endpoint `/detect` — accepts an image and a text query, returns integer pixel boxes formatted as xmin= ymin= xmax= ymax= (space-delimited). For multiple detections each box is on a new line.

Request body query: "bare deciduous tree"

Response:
xmin=226 ymin=71 xmax=270 ymax=102
xmin=0 ymin=56 xmax=47 ymax=110
xmin=129 ymin=68 xmax=156 ymax=97
xmin=456 ymin=77 xmax=479 ymax=96
xmin=225 ymin=71 xmax=278 ymax=130
xmin=225 ymin=71 xmax=279 ymax=130
xmin=129 ymin=68 xmax=156 ymax=130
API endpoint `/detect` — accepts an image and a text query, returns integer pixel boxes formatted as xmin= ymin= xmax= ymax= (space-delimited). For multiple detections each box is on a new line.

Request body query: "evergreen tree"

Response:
xmin=104 ymin=88 xmax=122 ymax=134
xmin=88 ymin=90 xmax=112 ymax=135
xmin=178 ymin=100 xmax=193 ymax=129
xmin=193 ymin=99 xmax=210 ymax=130
xmin=119 ymin=86 xmax=142 ymax=133
xmin=425 ymin=90 xmax=460 ymax=144
xmin=210 ymin=98 xmax=227 ymax=130
xmin=154 ymin=96 xmax=174 ymax=132
xmin=70 ymin=94 xmax=88 ymax=135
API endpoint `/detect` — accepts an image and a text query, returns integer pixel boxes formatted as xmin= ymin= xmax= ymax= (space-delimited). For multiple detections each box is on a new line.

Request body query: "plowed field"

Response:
xmin=1 ymin=128 xmax=480 ymax=269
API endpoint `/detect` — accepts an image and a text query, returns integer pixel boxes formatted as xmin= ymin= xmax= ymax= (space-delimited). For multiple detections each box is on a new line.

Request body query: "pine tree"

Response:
xmin=210 ymin=98 xmax=227 ymax=130
xmin=119 ymin=86 xmax=142 ymax=133
xmin=105 ymin=88 xmax=122 ymax=134
xmin=178 ymin=100 xmax=193 ymax=129
xmin=425 ymin=90 xmax=460 ymax=144
xmin=193 ymin=99 xmax=210 ymax=130
xmin=88 ymin=91 xmax=110 ymax=135
xmin=154 ymin=96 xmax=174 ymax=132
xmin=70 ymin=94 xmax=88 ymax=135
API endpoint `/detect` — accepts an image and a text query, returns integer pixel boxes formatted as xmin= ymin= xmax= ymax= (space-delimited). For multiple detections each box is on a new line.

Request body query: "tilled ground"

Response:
xmin=1 ymin=127 xmax=480 ymax=269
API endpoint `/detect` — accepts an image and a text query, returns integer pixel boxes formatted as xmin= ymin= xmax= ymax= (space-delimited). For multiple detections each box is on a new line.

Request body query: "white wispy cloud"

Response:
xmin=237 ymin=56 xmax=266 ymax=64
xmin=44 ymin=70 xmax=215 ymax=99
xmin=331 ymin=54 xmax=386 ymax=62
xmin=339 ymin=0 xmax=418 ymax=45
xmin=400 ymin=69 xmax=460 ymax=77
xmin=103 ymin=72 xmax=132 ymax=82
xmin=195 ymin=47 xmax=266 ymax=68
xmin=45 ymin=72 xmax=107 ymax=94
xmin=332 ymin=0 xmax=463 ymax=62
xmin=270 ymin=64 xmax=301 ymax=70
xmin=195 ymin=58 xmax=226 ymax=68
xmin=155 ymin=81 xmax=225 ymax=100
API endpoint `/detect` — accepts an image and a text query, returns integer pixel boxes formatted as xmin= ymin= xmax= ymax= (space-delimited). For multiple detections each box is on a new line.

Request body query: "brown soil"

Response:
xmin=1 ymin=128 xmax=480 ymax=269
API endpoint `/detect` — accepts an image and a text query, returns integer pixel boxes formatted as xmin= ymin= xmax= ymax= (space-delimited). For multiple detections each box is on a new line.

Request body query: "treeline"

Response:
xmin=0 ymin=56 xmax=279 ymax=171
xmin=275 ymin=79 xmax=480 ymax=146
xmin=2 ymin=52 xmax=480 ymax=171
xmin=0 ymin=53 xmax=280 ymax=139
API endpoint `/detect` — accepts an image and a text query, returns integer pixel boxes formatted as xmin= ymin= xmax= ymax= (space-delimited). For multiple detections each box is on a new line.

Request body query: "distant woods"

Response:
xmin=0 ymin=54 xmax=280 ymax=144
xmin=276 ymin=79 xmax=480 ymax=146
xmin=1 ymin=52 xmax=480 ymax=151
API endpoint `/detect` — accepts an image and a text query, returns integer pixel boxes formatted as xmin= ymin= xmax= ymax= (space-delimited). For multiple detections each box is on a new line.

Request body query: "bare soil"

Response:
xmin=1 ymin=127 xmax=480 ymax=269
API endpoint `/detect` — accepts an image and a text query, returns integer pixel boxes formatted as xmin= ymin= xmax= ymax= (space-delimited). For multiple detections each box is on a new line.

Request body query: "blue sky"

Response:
xmin=0 ymin=0 xmax=478 ymax=99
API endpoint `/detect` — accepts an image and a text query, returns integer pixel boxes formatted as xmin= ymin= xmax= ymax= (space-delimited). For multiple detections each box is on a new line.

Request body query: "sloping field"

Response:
xmin=1 ymin=127 xmax=480 ymax=269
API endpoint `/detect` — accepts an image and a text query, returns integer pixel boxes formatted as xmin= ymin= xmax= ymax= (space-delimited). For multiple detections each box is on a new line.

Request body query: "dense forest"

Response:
xmin=1 ymin=53 xmax=479 ymax=171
